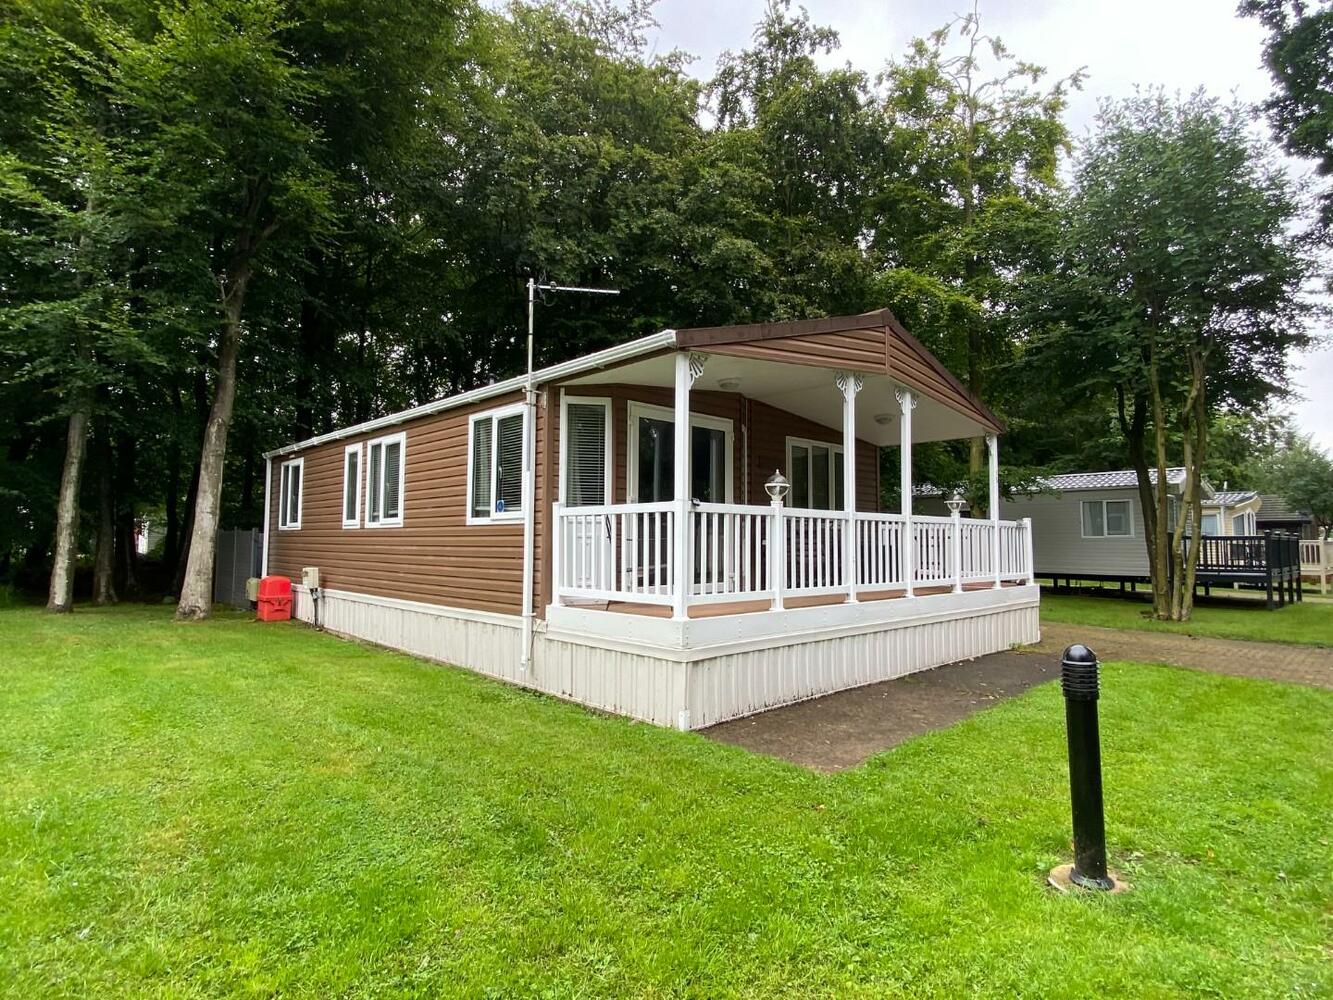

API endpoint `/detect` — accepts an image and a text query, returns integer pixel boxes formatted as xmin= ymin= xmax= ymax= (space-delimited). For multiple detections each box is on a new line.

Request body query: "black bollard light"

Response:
xmin=1059 ymin=644 xmax=1116 ymax=891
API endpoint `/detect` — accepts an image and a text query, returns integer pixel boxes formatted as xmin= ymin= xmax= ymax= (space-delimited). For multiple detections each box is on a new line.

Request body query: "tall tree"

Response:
xmin=0 ymin=2 xmax=153 ymax=611
xmin=705 ymin=0 xmax=883 ymax=320
xmin=1028 ymin=92 xmax=1316 ymax=620
xmin=1257 ymin=434 xmax=1333 ymax=537
xmin=874 ymin=2 xmax=1080 ymax=509
xmin=1241 ymin=0 xmax=1333 ymax=227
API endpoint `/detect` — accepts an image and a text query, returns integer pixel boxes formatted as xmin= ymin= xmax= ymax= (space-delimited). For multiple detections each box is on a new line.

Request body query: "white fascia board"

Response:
xmin=264 ymin=330 xmax=678 ymax=459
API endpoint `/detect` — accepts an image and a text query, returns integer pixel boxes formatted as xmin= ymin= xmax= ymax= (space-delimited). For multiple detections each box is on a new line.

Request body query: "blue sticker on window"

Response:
xmin=496 ymin=499 xmax=505 ymax=513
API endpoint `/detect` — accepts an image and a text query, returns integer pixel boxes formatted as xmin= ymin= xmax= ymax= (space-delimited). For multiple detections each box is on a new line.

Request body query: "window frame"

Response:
xmin=784 ymin=436 xmax=846 ymax=511
xmin=624 ymin=401 xmax=734 ymax=504
xmin=278 ymin=457 xmax=304 ymax=531
xmin=341 ymin=443 xmax=362 ymax=529
xmin=558 ymin=393 xmax=613 ymax=507
xmin=467 ymin=402 xmax=527 ymax=525
xmin=363 ymin=431 xmax=406 ymax=529
xmin=1080 ymin=498 xmax=1133 ymax=539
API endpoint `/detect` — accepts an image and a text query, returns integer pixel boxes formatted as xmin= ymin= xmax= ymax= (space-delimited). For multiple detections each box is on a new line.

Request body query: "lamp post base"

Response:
xmin=1047 ymin=863 xmax=1131 ymax=894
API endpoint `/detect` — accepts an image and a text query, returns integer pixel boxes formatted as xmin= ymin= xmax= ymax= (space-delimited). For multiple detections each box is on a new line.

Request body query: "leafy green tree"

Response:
xmin=704 ymin=0 xmax=883 ymax=319
xmin=1028 ymin=92 xmax=1316 ymax=620
xmin=1257 ymin=435 xmax=1333 ymax=537
xmin=874 ymin=3 xmax=1079 ymax=508
xmin=0 ymin=2 xmax=161 ymax=611
xmin=1204 ymin=409 xmax=1291 ymax=487
xmin=1241 ymin=0 xmax=1333 ymax=226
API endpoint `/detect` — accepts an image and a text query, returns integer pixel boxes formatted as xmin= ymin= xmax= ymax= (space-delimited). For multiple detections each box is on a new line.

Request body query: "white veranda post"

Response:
xmin=672 ymin=353 xmax=704 ymax=620
xmin=898 ymin=388 xmax=915 ymax=597
xmin=988 ymin=433 xmax=1001 ymax=588
xmin=837 ymin=371 xmax=862 ymax=603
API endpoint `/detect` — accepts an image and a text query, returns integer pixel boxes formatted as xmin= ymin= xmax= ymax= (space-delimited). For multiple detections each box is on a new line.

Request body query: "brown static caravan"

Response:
xmin=264 ymin=310 xmax=1039 ymax=730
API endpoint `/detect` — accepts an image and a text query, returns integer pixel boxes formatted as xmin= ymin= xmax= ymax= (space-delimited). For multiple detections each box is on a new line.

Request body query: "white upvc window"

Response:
xmin=785 ymin=436 xmax=845 ymax=510
xmin=1081 ymin=498 xmax=1132 ymax=538
xmin=364 ymin=431 xmax=406 ymax=528
xmin=1231 ymin=511 xmax=1255 ymax=536
xmin=560 ymin=394 xmax=612 ymax=506
xmin=468 ymin=403 xmax=526 ymax=523
xmin=1200 ymin=513 xmax=1220 ymax=536
xmin=278 ymin=457 xmax=303 ymax=530
xmin=342 ymin=443 xmax=362 ymax=528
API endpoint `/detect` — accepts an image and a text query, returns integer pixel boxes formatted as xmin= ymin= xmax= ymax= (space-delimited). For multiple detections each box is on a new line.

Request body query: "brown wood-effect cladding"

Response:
xmin=268 ymin=382 xmax=882 ymax=619
xmin=699 ymin=328 xmax=887 ymax=375
xmin=746 ymin=399 xmax=879 ymax=512
xmin=267 ymin=389 xmax=542 ymax=617
xmin=687 ymin=318 xmax=1002 ymax=433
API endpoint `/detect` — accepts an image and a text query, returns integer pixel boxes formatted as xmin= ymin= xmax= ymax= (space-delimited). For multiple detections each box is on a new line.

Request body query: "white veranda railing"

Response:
xmin=553 ymin=501 xmax=1033 ymax=610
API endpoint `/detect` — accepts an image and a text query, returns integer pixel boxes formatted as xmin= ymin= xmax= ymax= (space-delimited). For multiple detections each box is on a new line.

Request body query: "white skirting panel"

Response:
xmin=293 ymin=586 xmax=523 ymax=685
xmin=682 ymin=602 xmax=1040 ymax=729
xmin=293 ymin=585 xmax=1040 ymax=731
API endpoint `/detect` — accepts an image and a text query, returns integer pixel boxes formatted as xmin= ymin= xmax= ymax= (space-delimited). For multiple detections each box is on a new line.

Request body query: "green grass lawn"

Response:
xmin=1042 ymin=591 xmax=1333 ymax=647
xmin=2 ymin=607 xmax=1329 ymax=998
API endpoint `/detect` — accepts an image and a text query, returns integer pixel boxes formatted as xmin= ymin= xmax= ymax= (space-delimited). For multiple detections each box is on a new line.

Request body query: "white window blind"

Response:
xmin=495 ymin=413 xmax=523 ymax=514
xmin=565 ymin=402 xmax=607 ymax=506
xmin=468 ymin=405 xmax=525 ymax=521
xmin=470 ymin=418 xmax=492 ymax=517
xmin=383 ymin=438 xmax=402 ymax=520
xmin=368 ymin=442 xmax=382 ymax=522
xmin=365 ymin=433 xmax=405 ymax=527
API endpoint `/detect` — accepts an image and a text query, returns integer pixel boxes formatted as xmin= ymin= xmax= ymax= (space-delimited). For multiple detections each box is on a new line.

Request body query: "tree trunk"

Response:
xmin=47 ymin=402 xmax=91 ymax=612
xmin=175 ymin=269 xmax=250 ymax=620
xmin=92 ymin=432 xmax=117 ymax=605
xmin=1120 ymin=385 xmax=1161 ymax=600
xmin=1169 ymin=345 xmax=1209 ymax=621
xmin=172 ymin=460 xmax=200 ymax=596
xmin=1147 ymin=335 xmax=1173 ymax=620
xmin=172 ymin=369 xmax=210 ymax=594
xmin=164 ymin=386 xmax=183 ymax=568
xmin=116 ymin=430 xmax=140 ymax=598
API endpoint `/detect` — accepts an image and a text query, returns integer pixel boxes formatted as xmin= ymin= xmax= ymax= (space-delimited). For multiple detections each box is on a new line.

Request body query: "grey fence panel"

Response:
xmin=213 ymin=528 xmax=261 ymax=607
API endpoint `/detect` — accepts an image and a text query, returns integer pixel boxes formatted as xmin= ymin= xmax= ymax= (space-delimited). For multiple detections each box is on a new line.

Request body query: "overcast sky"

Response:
xmin=641 ymin=0 xmax=1332 ymax=453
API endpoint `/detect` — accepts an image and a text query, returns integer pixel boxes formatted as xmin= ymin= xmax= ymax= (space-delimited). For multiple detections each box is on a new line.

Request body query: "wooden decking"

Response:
xmin=589 ymin=580 xmax=1022 ymax=619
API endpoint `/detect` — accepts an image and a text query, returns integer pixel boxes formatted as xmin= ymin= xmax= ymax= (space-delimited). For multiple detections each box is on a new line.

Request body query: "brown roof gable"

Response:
xmin=675 ymin=308 xmax=1004 ymax=433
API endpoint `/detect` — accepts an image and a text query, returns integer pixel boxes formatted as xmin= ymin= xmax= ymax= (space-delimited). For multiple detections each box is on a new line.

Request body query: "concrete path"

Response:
xmin=703 ymin=625 xmax=1330 ymax=773
xmin=1037 ymin=622 xmax=1332 ymax=690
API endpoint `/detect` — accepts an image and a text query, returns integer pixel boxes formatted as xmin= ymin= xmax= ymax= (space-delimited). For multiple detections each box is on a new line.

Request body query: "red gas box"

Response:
xmin=256 ymin=575 xmax=292 ymax=622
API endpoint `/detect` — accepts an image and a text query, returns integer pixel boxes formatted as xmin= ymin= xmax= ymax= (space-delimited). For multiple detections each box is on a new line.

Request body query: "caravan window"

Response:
xmin=468 ymin=403 xmax=526 ymax=523
xmin=342 ymin=444 xmax=361 ymax=528
xmin=562 ymin=398 xmax=611 ymax=506
xmin=786 ymin=437 xmax=846 ymax=510
xmin=365 ymin=432 xmax=405 ymax=527
xmin=1081 ymin=499 xmax=1132 ymax=538
xmin=278 ymin=457 xmax=303 ymax=530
